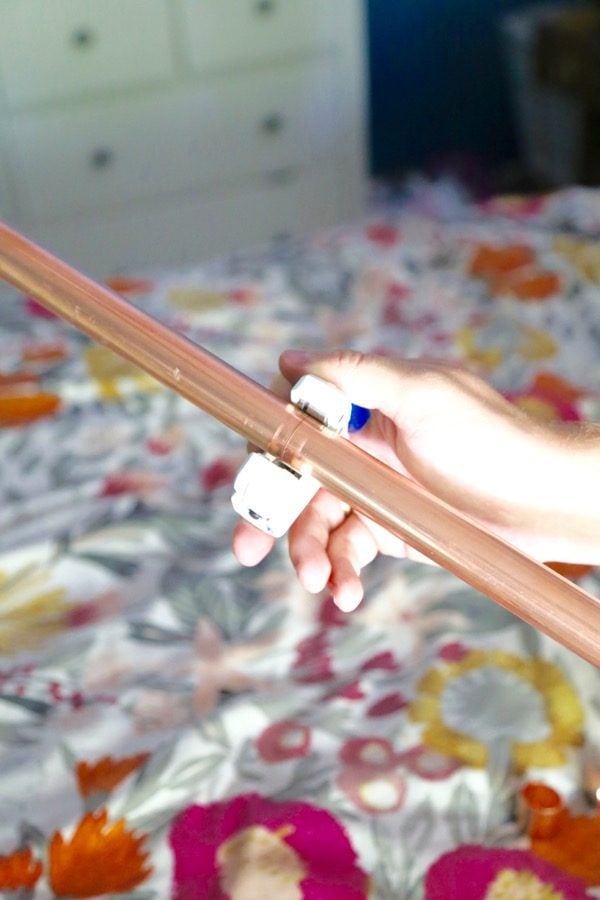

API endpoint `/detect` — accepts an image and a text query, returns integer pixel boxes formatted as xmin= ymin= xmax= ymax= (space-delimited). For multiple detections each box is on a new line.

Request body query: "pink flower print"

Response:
xmin=318 ymin=595 xmax=350 ymax=628
xmin=200 ymin=457 xmax=238 ymax=493
xmin=324 ymin=679 xmax=366 ymax=701
xmin=438 ymin=641 xmax=470 ymax=663
xmin=292 ymin=630 xmax=335 ymax=684
xmin=169 ymin=793 xmax=368 ymax=899
xmin=424 ymin=844 xmax=593 ymax=899
xmin=256 ymin=720 xmax=311 ymax=763
xmin=191 ymin=619 xmax=264 ymax=716
xmin=100 ymin=470 xmax=167 ymax=499
xmin=339 ymin=738 xmax=397 ymax=772
xmin=366 ymin=223 xmax=401 ymax=248
xmin=360 ymin=651 xmax=400 ymax=673
xmin=24 ymin=296 xmax=58 ymax=319
xmin=146 ymin=427 xmax=184 ymax=456
xmin=366 ymin=691 xmax=409 ymax=718
xmin=337 ymin=737 xmax=407 ymax=814
xmin=398 ymin=745 xmax=462 ymax=781
xmin=337 ymin=767 xmax=407 ymax=815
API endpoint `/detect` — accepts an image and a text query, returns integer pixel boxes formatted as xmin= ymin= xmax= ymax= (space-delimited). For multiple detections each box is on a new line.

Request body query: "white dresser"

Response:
xmin=0 ymin=0 xmax=367 ymax=277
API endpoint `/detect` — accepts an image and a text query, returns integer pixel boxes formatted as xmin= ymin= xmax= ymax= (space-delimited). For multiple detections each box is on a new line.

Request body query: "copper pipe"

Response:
xmin=1 ymin=221 xmax=599 ymax=666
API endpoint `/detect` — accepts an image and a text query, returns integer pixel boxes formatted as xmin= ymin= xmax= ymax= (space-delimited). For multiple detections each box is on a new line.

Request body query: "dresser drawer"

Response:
xmin=28 ymin=162 xmax=345 ymax=277
xmin=178 ymin=0 xmax=331 ymax=72
xmin=0 ymin=0 xmax=174 ymax=108
xmin=8 ymin=59 xmax=343 ymax=222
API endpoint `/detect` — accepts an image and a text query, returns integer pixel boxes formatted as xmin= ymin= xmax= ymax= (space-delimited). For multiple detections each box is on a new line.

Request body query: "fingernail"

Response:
xmin=283 ymin=350 xmax=312 ymax=367
xmin=334 ymin=592 xmax=362 ymax=614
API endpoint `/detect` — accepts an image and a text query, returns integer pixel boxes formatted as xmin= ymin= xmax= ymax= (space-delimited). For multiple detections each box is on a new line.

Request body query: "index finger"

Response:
xmin=232 ymin=519 xmax=276 ymax=566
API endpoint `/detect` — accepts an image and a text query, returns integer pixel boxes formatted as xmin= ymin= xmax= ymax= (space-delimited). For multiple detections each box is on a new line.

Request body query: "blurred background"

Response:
xmin=0 ymin=0 xmax=598 ymax=277
xmin=369 ymin=0 xmax=599 ymax=192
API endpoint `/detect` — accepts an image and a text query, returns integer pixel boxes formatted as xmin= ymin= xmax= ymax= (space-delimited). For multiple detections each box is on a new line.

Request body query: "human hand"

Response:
xmin=232 ymin=350 xmax=600 ymax=611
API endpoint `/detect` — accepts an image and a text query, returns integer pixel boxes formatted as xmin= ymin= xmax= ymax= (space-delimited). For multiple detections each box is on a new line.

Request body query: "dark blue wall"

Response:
xmin=366 ymin=0 xmax=577 ymax=176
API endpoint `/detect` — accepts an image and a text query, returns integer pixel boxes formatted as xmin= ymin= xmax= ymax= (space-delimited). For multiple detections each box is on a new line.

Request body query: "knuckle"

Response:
xmin=324 ymin=349 xmax=368 ymax=372
xmin=415 ymin=362 xmax=474 ymax=396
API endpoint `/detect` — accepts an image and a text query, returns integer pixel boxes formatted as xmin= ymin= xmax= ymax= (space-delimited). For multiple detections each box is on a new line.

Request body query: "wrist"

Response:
xmin=524 ymin=422 xmax=600 ymax=563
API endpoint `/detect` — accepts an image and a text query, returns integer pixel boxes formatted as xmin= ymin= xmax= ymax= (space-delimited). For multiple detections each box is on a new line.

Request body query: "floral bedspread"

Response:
xmin=1 ymin=185 xmax=600 ymax=898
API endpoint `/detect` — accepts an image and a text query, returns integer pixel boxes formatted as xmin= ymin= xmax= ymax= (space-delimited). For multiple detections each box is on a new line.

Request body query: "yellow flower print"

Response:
xmin=0 ymin=565 xmax=69 ymax=653
xmin=167 ymin=287 xmax=227 ymax=312
xmin=454 ymin=327 xmax=503 ymax=371
xmin=84 ymin=345 xmax=159 ymax=401
xmin=409 ymin=650 xmax=584 ymax=769
xmin=517 ymin=326 xmax=557 ymax=362
xmin=485 ymin=868 xmax=562 ymax=899
xmin=217 ymin=824 xmax=306 ymax=899
xmin=554 ymin=234 xmax=600 ymax=283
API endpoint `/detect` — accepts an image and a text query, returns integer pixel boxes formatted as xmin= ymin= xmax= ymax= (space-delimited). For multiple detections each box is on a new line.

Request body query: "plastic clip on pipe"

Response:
xmin=1 ymin=221 xmax=600 ymax=666
xmin=231 ymin=375 xmax=354 ymax=536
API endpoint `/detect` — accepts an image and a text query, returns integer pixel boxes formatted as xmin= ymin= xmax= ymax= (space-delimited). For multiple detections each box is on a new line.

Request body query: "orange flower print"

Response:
xmin=76 ymin=752 xmax=150 ymax=798
xmin=49 ymin=808 xmax=152 ymax=896
xmin=104 ymin=275 xmax=154 ymax=296
xmin=532 ymin=812 xmax=600 ymax=886
xmin=0 ymin=369 xmax=39 ymax=387
xmin=489 ymin=269 xmax=563 ymax=301
xmin=0 ymin=846 xmax=42 ymax=891
xmin=531 ymin=371 xmax=587 ymax=404
xmin=468 ymin=242 xmax=562 ymax=301
xmin=21 ymin=340 xmax=67 ymax=364
xmin=504 ymin=371 xmax=584 ymax=423
xmin=0 ymin=389 xmax=61 ymax=426
xmin=469 ymin=242 xmax=535 ymax=277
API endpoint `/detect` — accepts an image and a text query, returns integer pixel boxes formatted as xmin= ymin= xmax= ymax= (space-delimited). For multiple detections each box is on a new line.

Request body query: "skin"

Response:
xmin=232 ymin=350 xmax=600 ymax=612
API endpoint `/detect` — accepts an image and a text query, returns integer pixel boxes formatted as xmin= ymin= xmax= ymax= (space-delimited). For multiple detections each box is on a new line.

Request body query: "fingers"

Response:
xmin=279 ymin=349 xmax=407 ymax=420
xmin=232 ymin=519 xmax=275 ymax=566
xmin=288 ymin=491 xmax=379 ymax=612
xmin=288 ymin=491 xmax=346 ymax=593
xmin=287 ymin=497 xmax=334 ymax=593
xmin=269 ymin=372 xmax=293 ymax=401
xmin=278 ymin=348 xmax=507 ymax=429
xmin=326 ymin=513 xmax=378 ymax=612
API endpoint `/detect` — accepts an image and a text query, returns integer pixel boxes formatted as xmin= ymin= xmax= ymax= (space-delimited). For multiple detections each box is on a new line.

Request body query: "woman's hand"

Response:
xmin=232 ymin=350 xmax=600 ymax=611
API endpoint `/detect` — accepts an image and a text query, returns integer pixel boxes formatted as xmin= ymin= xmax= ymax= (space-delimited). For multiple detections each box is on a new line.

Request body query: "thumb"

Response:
xmin=279 ymin=349 xmax=408 ymax=420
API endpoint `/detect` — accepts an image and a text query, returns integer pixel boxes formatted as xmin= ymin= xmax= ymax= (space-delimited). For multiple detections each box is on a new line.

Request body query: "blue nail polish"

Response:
xmin=348 ymin=404 xmax=371 ymax=432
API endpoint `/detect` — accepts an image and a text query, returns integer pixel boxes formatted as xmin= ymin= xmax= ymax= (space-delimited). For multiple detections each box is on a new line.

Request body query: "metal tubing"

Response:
xmin=1 ymin=221 xmax=599 ymax=666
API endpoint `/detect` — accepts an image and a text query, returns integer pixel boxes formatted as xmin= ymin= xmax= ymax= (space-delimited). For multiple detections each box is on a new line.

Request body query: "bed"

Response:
xmin=0 ymin=183 xmax=599 ymax=898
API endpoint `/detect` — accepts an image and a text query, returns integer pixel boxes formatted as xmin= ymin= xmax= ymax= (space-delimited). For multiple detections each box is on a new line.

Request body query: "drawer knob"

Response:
xmin=261 ymin=113 xmax=285 ymax=135
xmin=71 ymin=28 xmax=96 ymax=49
xmin=255 ymin=0 xmax=276 ymax=15
xmin=90 ymin=147 xmax=114 ymax=170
